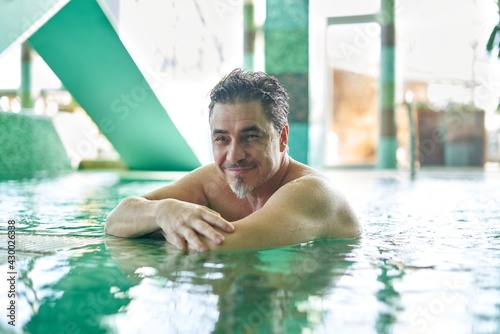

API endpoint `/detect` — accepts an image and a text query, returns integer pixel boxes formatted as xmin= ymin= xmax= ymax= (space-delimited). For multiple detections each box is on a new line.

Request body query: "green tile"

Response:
xmin=273 ymin=73 xmax=309 ymax=123
xmin=265 ymin=30 xmax=309 ymax=74
xmin=264 ymin=0 xmax=308 ymax=74
xmin=265 ymin=0 xmax=308 ymax=30
xmin=288 ymin=122 xmax=309 ymax=164
xmin=0 ymin=113 xmax=71 ymax=177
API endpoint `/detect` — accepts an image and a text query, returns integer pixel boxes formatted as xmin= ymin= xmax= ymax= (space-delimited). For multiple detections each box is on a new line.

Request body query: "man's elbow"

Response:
xmin=104 ymin=212 xmax=121 ymax=237
xmin=104 ymin=220 xmax=137 ymax=238
xmin=104 ymin=197 xmax=144 ymax=238
xmin=104 ymin=209 xmax=134 ymax=238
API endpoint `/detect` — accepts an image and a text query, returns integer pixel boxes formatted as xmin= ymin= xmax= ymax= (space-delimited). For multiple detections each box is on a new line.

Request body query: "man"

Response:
xmin=105 ymin=69 xmax=362 ymax=252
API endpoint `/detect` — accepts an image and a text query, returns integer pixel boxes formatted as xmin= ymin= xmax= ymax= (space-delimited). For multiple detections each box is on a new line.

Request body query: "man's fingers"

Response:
xmin=191 ymin=219 xmax=225 ymax=245
xmin=162 ymin=230 xmax=187 ymax=251
xmin=201 ymin=210 xmax=235 ymax=233
xmin=157 ymin=202 xmax=234 ymax=252
xmin=182 ymin=228 xmax=208 ymax=252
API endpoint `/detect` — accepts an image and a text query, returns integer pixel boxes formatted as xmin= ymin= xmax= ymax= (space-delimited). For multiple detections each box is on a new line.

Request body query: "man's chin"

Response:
xmin=229 ymin=180 xmax=256 ymax=199
xmin=229 ymin=184 xmax=248 ymax=199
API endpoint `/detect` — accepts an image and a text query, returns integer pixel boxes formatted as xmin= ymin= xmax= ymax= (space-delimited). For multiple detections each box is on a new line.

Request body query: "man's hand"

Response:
xmin=155 ymin=199 xmax=235 ymax=252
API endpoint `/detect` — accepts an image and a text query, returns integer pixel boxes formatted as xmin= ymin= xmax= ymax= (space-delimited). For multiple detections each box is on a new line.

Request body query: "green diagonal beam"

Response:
xmin=28 ymin=0 xmax=200 ymax=171
xmin=0 ymin=0 xmax=68 ymax=56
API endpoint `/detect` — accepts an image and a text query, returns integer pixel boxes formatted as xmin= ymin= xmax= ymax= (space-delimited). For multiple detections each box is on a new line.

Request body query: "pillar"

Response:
xmin=20 ymin=42 xmax=34 ymax=109
xmin=243 ymin=1 xmax=255 ymax=70
xmin=377 ymin=0 xmax=397 ymax=168
xmin=265 ymin=0 xmax=309 ymax=164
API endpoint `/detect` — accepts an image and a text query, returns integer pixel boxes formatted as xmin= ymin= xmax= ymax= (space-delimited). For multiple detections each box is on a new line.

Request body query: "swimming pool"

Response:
xmin=1 ymin=168 xmax=499 ymax=333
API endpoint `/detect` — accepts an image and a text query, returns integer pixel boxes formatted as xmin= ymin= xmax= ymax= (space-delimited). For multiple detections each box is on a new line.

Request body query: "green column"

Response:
xmin=377 ymin=0 xmax=397 ymax=169
xmin=244 ymin=2 xmax=255 ymax=70
xmin=20 ymin=42 xmax=34 ymax=109
xmin=265 ymin=0 xmax=309 ymax=164
xmin=377 ymin=0 xmax=398 ymax=169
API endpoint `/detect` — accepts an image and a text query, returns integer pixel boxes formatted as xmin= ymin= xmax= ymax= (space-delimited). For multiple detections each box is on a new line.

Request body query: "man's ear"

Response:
xmin=279 ymin=124 xmax=289 ymax=152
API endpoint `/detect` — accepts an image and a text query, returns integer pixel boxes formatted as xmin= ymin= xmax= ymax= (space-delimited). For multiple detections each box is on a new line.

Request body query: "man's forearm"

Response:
xmin=104 ymin=196 xmax=161 ymax=237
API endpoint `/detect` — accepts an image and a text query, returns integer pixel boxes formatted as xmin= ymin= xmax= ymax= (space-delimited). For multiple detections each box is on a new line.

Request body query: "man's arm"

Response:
xmin=201 ymin=176 xmax=362 ymax=252
xmin=104 ymin=165 xmax=234 ymax=251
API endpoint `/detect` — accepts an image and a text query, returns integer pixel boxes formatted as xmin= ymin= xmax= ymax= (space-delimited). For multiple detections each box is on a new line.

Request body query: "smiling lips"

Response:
xmin=223 ymin=162 xmax=256 ymax=177
xmin=226 ymin=166 xmax=255 ymax=177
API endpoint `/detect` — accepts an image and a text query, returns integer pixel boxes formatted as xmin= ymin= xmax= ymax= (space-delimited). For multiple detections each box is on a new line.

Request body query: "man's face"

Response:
xmin=209 ymin=102 xmax=287 ymax=199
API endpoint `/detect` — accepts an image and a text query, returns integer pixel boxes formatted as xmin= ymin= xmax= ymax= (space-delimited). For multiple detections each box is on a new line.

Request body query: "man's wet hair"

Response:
xmin=208 ymin=69 xmax=290 ymax=131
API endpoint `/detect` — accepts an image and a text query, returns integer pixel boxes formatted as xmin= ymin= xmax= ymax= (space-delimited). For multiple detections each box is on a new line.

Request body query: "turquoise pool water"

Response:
xmin=1 ymin=169 xmax=499 ymax=333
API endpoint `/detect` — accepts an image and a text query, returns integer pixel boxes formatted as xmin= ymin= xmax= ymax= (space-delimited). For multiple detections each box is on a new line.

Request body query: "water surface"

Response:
xmin=1 ymin=169 xmax=499 ymax=333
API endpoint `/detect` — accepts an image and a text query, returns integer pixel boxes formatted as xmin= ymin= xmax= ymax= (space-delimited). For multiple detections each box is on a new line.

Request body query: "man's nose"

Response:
xmin=227 ymin=142 xmax=245 ymax=163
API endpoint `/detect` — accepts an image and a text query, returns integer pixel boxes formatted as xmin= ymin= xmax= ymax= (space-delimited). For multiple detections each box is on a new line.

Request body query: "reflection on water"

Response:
xmin=5 ymin=238 xmax=356 ymax=333
xmin=103 ymin=238 xmax=356 ymax=333
xmin=0 ymin=170 xmax=499 ymax=333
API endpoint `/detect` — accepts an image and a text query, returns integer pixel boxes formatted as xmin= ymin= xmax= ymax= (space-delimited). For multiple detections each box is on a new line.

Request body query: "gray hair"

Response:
xmin=208 ymin=69 xmax=290 ymax=131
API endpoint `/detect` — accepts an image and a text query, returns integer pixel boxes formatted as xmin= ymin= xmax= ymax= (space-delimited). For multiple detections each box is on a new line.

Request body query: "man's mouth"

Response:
xmin=223 ymin=162 xmax=256 ymax=177
xmin=226 ymin=166 xmax=255 ymax=177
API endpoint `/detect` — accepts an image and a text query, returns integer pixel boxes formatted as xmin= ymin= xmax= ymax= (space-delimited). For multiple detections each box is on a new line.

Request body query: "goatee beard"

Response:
xmin=229 ymin=177 xmax=255 ymax=199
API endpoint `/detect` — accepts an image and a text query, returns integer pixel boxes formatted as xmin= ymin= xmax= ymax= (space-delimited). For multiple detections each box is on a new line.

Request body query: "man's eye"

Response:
xmin=214 ymin=136 xmax=227 ymax=142
xmin=245 ymin=134 xmax=259 ymax=140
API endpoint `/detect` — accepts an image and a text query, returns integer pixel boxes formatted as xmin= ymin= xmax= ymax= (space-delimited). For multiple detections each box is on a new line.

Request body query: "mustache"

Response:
xmin=222 ymin=161 xmax=255 ymax=169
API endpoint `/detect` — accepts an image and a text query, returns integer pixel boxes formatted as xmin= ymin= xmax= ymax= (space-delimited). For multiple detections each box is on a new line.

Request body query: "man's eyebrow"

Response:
xmin=212 ymin=129 xmax=228 ymax=136
xmin=212 ymin=125 xmax=265 ymax=136
xmin=240 ymin=125 xmax=264 ymax=133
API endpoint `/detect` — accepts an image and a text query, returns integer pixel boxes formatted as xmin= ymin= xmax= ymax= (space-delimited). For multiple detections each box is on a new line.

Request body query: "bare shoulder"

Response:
xmin=142 ymin=164 xmax=218 ymax=205
xmin=280 ymin=160 xmax=334 ymax=192
xmin=273 ymin=161 xmax=340 ymax=208
xmin=270 ymin=160 xmax=362 ymax=239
